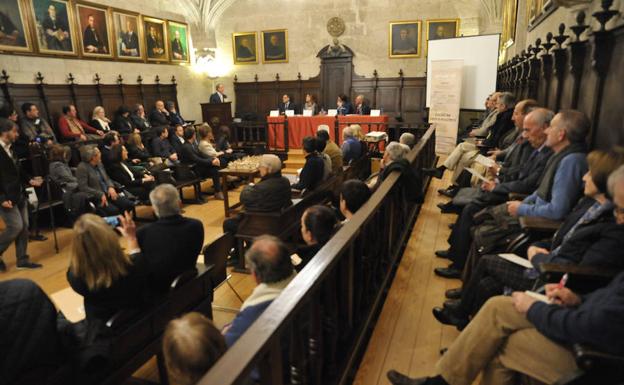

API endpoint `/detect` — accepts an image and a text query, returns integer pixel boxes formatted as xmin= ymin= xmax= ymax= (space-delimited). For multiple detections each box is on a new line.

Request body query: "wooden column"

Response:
xmin=568 ymin=11 xmax=589 ymax=109
xmin=36 ymin=72 xmax=53 ymax=126
xmin=540 ymin=33 xmax=556 ymax=107
xmin=552 ymin=24 xmax=570 ymax=111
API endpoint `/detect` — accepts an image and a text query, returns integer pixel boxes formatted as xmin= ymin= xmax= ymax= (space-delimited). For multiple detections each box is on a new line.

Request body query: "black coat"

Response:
xmin=137 ymin=215 xmax=204 ymax=293
xmin=356 ymin=104 xmax=371 ymax=115
xmin=151 ymin=137 xmax=176 ymax=158
xmin=130 ymin=114 xmax=152 ymax=132
xmin=209 ymin=92 xmax=226 ymax=104
xmin=278 ymin=101 xmax=298 ymax=114
xmin=240 ymin=172 xmax=292 ymax=212
xmin=112 ymin=115 xmax=134 ymax=134
xmin=490 ymin=145 xmax=553 ymax=196
xmin=149 ymin=109 xmax=170 ymax=128
xmin=377 ymin=158 xmax=423 ymax=202
xmin=291 ymin=153 xmax=325 ymax=191
xmin=0 ymin=145 xmax=29 ymax=205
xmin=170 ymin=135 xmax=185 ymax=155
xmin=106 ymin=161 xmax=144 ymax=188
xmin=127 ymin=144 xmax=151 ymax=161
xmin=482 ymin=108 xmax=514 ymax=148
xmin=179 ymin=141 xmax=216 ymax=167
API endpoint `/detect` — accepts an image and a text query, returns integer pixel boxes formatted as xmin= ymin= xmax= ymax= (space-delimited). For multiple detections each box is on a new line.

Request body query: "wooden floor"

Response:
xmin=353 ymin=168 xmax=461 ymax=385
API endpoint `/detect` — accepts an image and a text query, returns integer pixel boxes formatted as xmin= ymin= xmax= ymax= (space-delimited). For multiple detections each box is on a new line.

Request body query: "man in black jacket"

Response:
xmin=179 ymin=127 xmax=223 ymax=199
xmin=291 ymin=136 xmax=324 ymax=191
xmin=137 ymin=184 xmax=204 ymax=293
xmin=209 ymin=84 xmax=227 ymax=104
xmin=0 ymin=119 xmax=43 ymax=271
xmin=149 ymin=100 xmax=170 ymax=128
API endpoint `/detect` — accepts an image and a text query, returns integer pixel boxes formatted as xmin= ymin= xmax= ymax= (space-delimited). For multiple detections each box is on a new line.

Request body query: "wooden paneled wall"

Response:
xmin=0 ymin=70 xmax=178 ymax=131
xmin=233 ymin=71 xmax=427 ymax=123
xmin=497 ymin=1 xmax=624 ymax=150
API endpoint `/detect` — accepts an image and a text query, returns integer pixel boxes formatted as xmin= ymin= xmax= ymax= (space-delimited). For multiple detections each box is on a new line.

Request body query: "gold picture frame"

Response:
xmin=111 ymin=8 xmax=144 ymax=61
xmin=232 ymin=31 xmax=257 ymax=65
xmin=143 ymin=16 xmax=168 ymax=63
xmin=28 ymin=0 xmax=78 ymax=56
xmin=75 ymin=1 xmax=113 ymax=58
xmin=167 ymin=20 xmax=190 ymax=64
xmin=425 ymin=18 xmax=460 ymax=54
xmin=261 ymin=29 xmax=288 ymax=63
xmin=0 ymin=0 xmax=34 ymax=53
xmin=388 ymin=20 xmax=421 ymax=59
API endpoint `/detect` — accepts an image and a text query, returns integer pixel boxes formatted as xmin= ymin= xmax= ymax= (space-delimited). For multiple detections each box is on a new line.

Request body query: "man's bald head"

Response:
xmin=245 ymin=235 xmax=293 ymax=283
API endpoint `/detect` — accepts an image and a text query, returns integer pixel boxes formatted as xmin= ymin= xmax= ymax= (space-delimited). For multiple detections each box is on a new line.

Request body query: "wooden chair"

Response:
xmin=203 ymin=233 xmax=243 ymax=312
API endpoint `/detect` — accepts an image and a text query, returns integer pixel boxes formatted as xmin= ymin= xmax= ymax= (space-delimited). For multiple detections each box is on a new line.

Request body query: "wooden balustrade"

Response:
xmin=197 ymin=124 xmax=436 ymax=385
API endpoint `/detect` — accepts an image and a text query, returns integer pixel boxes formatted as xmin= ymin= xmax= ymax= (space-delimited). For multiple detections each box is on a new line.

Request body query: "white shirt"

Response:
xmin=218 ymin=92 xmax=224 ymax=102
xmin=120 ymin=162 xmax=135 ymax=181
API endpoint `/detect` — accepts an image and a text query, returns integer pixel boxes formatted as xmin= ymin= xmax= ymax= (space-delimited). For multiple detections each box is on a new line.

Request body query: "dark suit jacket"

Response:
xmin=121 ymin=31 xmax=139 ymax=51
xmin=137 ymin=215 xmax=204 ymax=293
xmin=130 ymin=114 xmax=152 ymax=132
xmin=291 ymin=154 xmax=325 ymax=191
xmin=127 ymin=144 xmax=151 ymax=161
xmin=75 ymin=161 xmax=114 ymax=200
xmin=209 ymin=92 xmax=226 ymax=104
xmin=151 ymin=137 xmax=176 ymax=158
xmin=170 ymin=135 xmax=185 ymax=155
xmin=240 ymin=172 xmax=292 ymax=212
xmin=149 ymin=109 xmax=170 ymax=128
xmin=107 ymin=162 xmax=144 ymax=188
xmin=356 ymin=104 xmax=371 ymax=115
xmin=179 ymin=141 xmax=216 ymax=167
xmin=482 ymin=108 xmax=514 ymax=148
xmin=112 ymin=115 xmax=134 ymax=134
xmin=492 ymin=146 xmax=553 ymax=195
xmin=278 ymin=102 xmax=298 ymax=114
xmin=83 ymin=27 xmax=105 ymax=52
xmin=0 ymin=145 xmax=28 ymax=204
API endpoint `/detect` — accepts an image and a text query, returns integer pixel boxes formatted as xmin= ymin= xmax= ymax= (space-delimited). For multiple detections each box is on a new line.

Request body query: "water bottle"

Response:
xmin=380 ymin=107 xmax=384 ymax=116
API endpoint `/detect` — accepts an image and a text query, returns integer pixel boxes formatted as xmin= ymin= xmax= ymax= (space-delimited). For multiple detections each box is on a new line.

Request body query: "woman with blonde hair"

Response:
xmin=90 ymin=106 xmax=112 ymax=132
xmin=163 ymin=312 xmax=226 ymax=385
xmin=67 ymin=212 xmax=148 ymax=322
xmin=125 ymin=132 xmax=151 ymax=162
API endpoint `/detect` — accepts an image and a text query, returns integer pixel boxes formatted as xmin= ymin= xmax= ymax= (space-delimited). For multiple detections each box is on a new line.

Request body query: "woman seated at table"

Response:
xmin=106 ymin=143 xmax=155 ymax=201
xmin=336 ymin=94 xmax=354 ymax=115
xmin=303 ymin=94 xmax=319 ymax=115
xmin=90 ymin=106 xmax=112 ymax=132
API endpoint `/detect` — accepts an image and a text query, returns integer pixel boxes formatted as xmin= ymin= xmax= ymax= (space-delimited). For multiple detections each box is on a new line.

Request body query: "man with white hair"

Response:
xmin=399 ymin=132 xmax=416 ymax=149
xmin=355 ymin=94 xmax=371 ymax=115
xmin=372 ymin=141 xmax=422 ymax=201
xmin=137 ymin=184 xmax=204 ymax=293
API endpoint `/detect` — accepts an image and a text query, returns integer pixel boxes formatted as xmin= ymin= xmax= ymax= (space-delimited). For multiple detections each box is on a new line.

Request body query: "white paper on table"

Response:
xmin=269 ymin=110 xmax=279 ymax=117
xmin=464 ymin=167 xmax=488 ymax=182
xmin=302 ymin=109 xmax=313 ymax=117
xmin=285 ymin=110 xmax=295 ymax=117
xmin=524 ymin=290 xmax=552 ymax=304
xmin=370 ymin=109 xmax=381 ymax=117
xmin=327 ymin=109 xmax=338 ymax=116
xmin=498 ymin=253 xmax=534 ymax=269
xmin=475 ymin=154 xmax=496 ymax=168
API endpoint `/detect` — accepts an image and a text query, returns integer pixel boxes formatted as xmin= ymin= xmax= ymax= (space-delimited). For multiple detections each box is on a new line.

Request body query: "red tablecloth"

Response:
xmin=267 ymin=115 xmax=389 ymax=149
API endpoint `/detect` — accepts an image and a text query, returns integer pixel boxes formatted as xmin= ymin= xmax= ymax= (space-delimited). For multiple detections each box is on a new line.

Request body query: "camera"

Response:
xmin=103 ymin=215 xmax=120 ymax=227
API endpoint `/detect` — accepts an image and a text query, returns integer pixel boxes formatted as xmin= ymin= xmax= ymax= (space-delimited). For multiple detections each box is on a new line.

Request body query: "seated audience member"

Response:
xmin=316 ymin=134 xmax=332 ymax=180
xmin=480 ymin=92 xmax=518 ymax=149
xmin=224 ymin=235 xmax=295 ymax=347
xmin=291 ymin=136 xmax=325 ymax=192
xmin=67 ymin=212 xmax=148 ymax=325
xmin=336 ymin=94 xmax=353 ymax=115
xmin=106 ymin=144 xmax=155 ymax=201
xmin=149 ymin=100 xmax=171 ymax=128
xmin=197 ymin=123 xmax=224 ymax=160
xmin=130 ymin=103 xmax=152 ymax=133
xmin=209 ymin=83 xmax=227 ymax=104
xmin=388 ymin=275 xmax=624 ymax=385
xmin=0 ymin=104 xmax=18 ymax=121
xmin=294 ymin=205 xmax=339 ymax=269
xmin=17 ymin=102 xmax=56 ymax=154
xmin=215 ymin=123 xmax=234 ymax=153
xmin=165 ymin=101 xmax=185 ymax=126
xmin=372 ymin=142 xmax=422 ymax=201
xmin=399 ymin=132 xmax=416 ymax=149
xmin=137 ymin=184 xmax=204 ymax=293
xmin=100 ymin=131 xmax=121 ymax=167
xmin=151 ymin=126 xmax=179 ymax=164
xmin=436 ymin=109 xmax=554 ymax=277
xmin=223 ymin=154 xmax=292 ymax=236
xmin=355 ymin=94 xmax=371 ymax=115
xmin=466 ymin=92 xmax=500 ymax=138
xmin=278 ymin=94 xmax=297 ymax=114
xmin=169 ymin=124 xmax=185 ymax=154
xmin=435 ymin=148 xmax=624 ymax=329
xmin=111 ymin=105 xmax=135 ymax=134
xmin=341 ymin=125 xmax=363 ymax=164
xmin=0 ymin=279 xmax=65 ymax=385
xmin=317 ymin=126 xmax=343 ymax=173
xmin=49 ymin=144 xmax=92 ymax=220
xmin=339 ymin=179 xmax=371 ymax=222
xmin=303 ymin=93 xmax=319 ymax=115
xmin=90 ymin=106 xmax=112 ymax=132
xmin=58 ymin=105 xmax=104 ymax=141
xmin=179 ymin=127 xmax=223 ymax=199
xmin=76 ymin=145 xmax=135 ymax=216
xmin=163 ymin=312 xmax=226 ymax=385
xmin=423 ymin=93 xmax=520 ymax=184
xmin=126 ymin=132 xmax=152 ymax=162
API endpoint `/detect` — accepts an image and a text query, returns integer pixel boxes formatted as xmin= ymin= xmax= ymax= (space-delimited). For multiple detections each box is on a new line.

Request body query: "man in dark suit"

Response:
xmin=179 ymin=127 xmax=223 ymax=199
xmin=171 ymin=30 xmax=185 ymax=60
xmin=75 ymin=145 xmax=134 ymax=216
xmin=278 ymin=94 xmax=297 ymax=114
xmin=355 ymin=95 xmax=371 ymax=115
xmin=83 ymin=15 xmax=106 ymax=54
xmin=209 ymin=84 xmax=227 ymax=104
xmin=149 ymin=100 xmax=170 ymax=127
xmin=169 ymin=124 xmax=185 ymax=154
xmin=146 ymin=25 xmax=164 ymax=58
xmin=120 ymin=20 xmax=139 ymax=57
xmin=0 ymin=119 xmax=43 ymax=271
xmin=137 ymin=184 xmax=204 ymax=293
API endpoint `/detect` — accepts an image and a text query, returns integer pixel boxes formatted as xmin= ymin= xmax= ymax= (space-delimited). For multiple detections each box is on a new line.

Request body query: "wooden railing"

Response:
xmin=198 ymin=125 xmax=436 ymax=385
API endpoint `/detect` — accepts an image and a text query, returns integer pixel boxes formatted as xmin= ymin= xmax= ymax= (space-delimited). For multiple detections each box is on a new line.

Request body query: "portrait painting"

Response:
xmin=232 ymin=32 xmax=257 ymax=64
xmin=29 ymin=0 xmax=76 ymax=55
xmin=502 ymin=0 xmax=518 ymax=49
xmin=167 ymin=21 xmax=189 ymax=63
xmin=143 ymin=16 xmax=167 ymax=62
xmin=112 ymin=10 xmax=142 ymax=60
xmin=261 ymin=29 xmax=287 ymax=63
xmin=426 ymin=19 xmax=459 ymax=41
xmin=0 ymin=0 xmax=33 ymax=52
xmin=389 ymin=21 xmax=421 ymax=58
xmin=76 ymin=2 xmax=112 ymax=57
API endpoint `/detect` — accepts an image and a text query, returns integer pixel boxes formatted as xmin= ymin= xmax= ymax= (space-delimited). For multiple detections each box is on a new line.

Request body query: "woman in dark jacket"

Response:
xmin=126 ymin=132 xmax=152 ymax=162
xmin=111 ymin=106 xmax=135 ymax=135
xmin=433 ymin=149 xmax=624 ymax=329
xmin=106 ymin=144 xmax=155 ymax=201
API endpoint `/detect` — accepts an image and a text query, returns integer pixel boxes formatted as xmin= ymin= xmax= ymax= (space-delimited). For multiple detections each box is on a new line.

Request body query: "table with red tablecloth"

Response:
xmin=266 ymin=115 xmax=389 ymax=149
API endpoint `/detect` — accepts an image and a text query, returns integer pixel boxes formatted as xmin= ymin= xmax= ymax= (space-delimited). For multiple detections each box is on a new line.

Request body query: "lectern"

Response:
xmin=201 ymin=102 xmax=232 ymax=125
